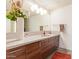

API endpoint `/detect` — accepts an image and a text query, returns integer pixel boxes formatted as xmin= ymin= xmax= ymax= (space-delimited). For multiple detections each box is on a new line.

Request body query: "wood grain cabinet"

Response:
xmin=54 ymin=36 xmax=59 ymax=47
xmin=26 ymin=42 xmax=42 ymax=59
xmin=41 ymin=35 xmax=59 ymax=59
xmin=41 ymin=38 xmax=49 ymax=59
xmin=6 ymin=35 xmax=60 ymax=59
xmin=6 ymin=46 xmax=26 ymax=59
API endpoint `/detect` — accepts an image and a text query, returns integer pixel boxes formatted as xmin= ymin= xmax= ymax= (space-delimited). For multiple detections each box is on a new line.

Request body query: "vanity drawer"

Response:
xmin=41 ymin=39 xmax=49 ymax=48
xmin=27 ymin=49 xmax=41 ymax=59
xmin=26 ymin=42 xmax=40 ymax=54
xmin=6 ymin=46 xmax=26 ymax=59
xmin=7 ymin=46 xmax=25 ymax=56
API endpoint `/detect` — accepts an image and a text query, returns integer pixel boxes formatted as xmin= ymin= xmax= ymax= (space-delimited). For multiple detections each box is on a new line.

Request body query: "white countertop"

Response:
xmin=6 ymin=32 xmax=60 ymax=50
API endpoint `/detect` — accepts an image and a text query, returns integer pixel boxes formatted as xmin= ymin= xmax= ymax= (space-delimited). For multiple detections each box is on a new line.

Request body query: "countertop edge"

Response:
xmin=6 ymin=33 xmax=60 ymax=50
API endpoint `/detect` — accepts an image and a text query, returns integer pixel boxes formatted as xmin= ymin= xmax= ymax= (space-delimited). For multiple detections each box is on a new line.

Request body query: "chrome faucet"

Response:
xmin=43 ymin=31 xmax=45 ymax=36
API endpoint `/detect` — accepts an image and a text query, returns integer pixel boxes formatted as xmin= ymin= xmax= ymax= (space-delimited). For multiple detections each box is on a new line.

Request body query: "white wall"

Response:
xmin=50 ymin=5 xmax=72 ymax=24
xmin=50 ymin=5 xmax=72 ymax=50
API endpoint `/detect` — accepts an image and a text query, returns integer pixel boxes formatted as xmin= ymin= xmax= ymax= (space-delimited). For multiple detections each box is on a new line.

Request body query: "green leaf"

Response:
xmin=6 ymin=9 xmax=28 ymax=21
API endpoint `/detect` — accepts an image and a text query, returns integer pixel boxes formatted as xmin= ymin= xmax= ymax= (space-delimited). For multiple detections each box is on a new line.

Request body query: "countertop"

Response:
xmin=6 ymin=32 xmax=60 ymax=50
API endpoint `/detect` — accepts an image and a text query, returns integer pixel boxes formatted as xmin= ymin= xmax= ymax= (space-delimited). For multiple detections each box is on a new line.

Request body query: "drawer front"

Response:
xmin=27 ymin=49 xmax=41 ymax=59
xmin=48 ymin=37 xmax=55 ymax=48
xmin=6 ymin=46 xmax=26 ymax=58
xmin=15 ymin=54 xmax=26 ymax=59
xmin=48 ymin=37 xmax=53 ymax=43
xmin=6 ymin=54 xmax=26 ymax=59
xmin=26 ymin=42 xmax=40 ymax=54
xmin=41 ymin=39 xmax=49 ymax=48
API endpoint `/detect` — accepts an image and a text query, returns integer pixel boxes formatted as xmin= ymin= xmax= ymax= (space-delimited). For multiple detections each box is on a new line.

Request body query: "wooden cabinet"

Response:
xmin=41 ymin=38 xmax=49 ymax=59
xmin=6 ymin=35 xmax=59 ymax=59
xmin=26 ymin=42 xmax=41 ymax=59
xmin=54 ymin=36 xmax=59 ymax=47
xmin=6 ymin=46 xmax=26 ymax=59
xmin=26 ymin=49 xmax=41 ymax=59
xmin=41 ymin=35 xmax=59 ymax=59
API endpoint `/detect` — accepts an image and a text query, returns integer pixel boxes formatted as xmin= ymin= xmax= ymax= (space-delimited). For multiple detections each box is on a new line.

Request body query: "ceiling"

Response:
xmin=6 ymin=0 xmax=72 ymax=16
xmin=27 ymin=0 xmax=72 ymax=11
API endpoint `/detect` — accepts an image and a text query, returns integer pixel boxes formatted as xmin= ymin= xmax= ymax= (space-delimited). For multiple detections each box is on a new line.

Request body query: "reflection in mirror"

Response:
xmin=6 ymin=0 xmax=49 ymax=33
xmin=24 ymin=15 xmax=44 ymax=32
xmin=6 ymin=19 xmax=16 ymax=33
xmin=24 ymin=16 xmax=29 ymax=32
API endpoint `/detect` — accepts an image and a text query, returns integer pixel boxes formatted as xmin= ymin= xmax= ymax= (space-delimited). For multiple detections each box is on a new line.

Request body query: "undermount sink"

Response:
xmin=24 ymin=35 xmax=42 ymax=40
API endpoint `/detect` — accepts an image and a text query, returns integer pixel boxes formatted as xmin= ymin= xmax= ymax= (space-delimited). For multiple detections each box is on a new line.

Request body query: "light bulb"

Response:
xmin=30 ymin=3 xmax=38 ymax=12
xmin=43 ymin=9 xmax=47 ymax=14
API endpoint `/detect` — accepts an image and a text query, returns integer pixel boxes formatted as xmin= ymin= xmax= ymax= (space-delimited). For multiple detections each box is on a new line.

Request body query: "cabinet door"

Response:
xmin=41 ymin=38 xmax=50 ymax=59
xmin=15 ymin=54 xmax=26 ymax=59
xmin=26 ymin=42 xmax=40 ymax=54
xmin=48 ymin=37 xmax=55 ymax=48
xmin=26 ymin=42 xmax=41 ymax=59
xmin=27 ymin=49 xmax=41 ymax=59
xmin=6 ymin=46 xmax=26 ymax=59
xmin=41 ymin=39 xmax=49 ymax=48
xmin=54 ymin=35 xmax=59 ymax=47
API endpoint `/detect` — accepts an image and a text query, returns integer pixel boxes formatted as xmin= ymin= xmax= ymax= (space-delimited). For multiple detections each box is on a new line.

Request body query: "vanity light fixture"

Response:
xmin=30 ymin=3 xmax=48 ymax=15
xmin=30 ymin=3 xmax=39 ymax=12
xmin=39 ymin=8 xmax=43 ymax=15
xmin=36 ymin=9 xmax=40 ymax=14
xmin=39 ymin=8 xmax=47 ymax=15
xmin=43 ymin=9 xmax=47 ymax=14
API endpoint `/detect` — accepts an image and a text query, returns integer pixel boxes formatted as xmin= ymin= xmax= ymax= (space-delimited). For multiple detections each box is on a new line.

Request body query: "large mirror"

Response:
xmin=6 ymin=0 xmax=50 ymax=33
xmin=6 ymin=0 xmax=60 ymax=42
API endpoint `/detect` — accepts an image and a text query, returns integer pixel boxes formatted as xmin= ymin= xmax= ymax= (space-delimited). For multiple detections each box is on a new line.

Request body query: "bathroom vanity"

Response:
xmin=6 ymin=34 xmax=60 ymax=59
